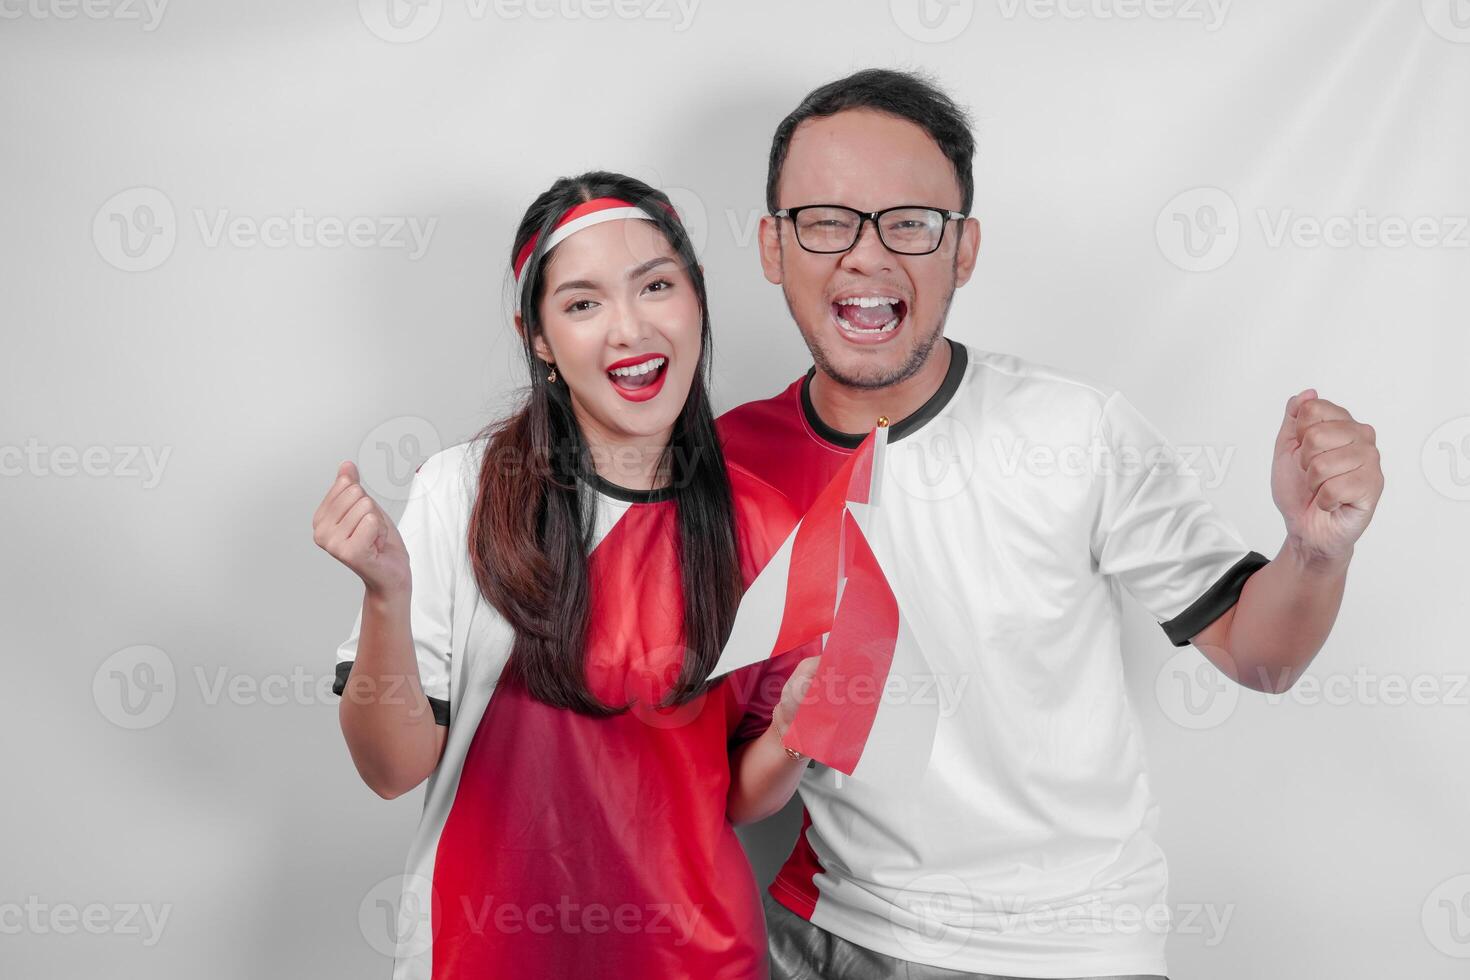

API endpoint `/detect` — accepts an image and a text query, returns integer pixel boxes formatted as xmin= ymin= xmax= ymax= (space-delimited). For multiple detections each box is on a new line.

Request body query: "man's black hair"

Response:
xmin=766 ymin=68 xmax=976 ymax=214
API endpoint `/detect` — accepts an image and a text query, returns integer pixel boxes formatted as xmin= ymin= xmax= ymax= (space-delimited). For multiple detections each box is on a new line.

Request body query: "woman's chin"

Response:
xmin=567 ymin=370 xmax=693 ymax=444
xmin=581 ymin=396 xmax=684 ymax=440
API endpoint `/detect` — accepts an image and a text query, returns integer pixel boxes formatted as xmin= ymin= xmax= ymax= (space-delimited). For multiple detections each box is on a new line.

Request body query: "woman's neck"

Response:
xmin=573 ymin=409 xmax=674 ymax=493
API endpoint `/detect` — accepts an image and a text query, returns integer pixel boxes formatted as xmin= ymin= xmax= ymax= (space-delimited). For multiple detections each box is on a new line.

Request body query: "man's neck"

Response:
xmin=808 ymin=338 xmax=953 ymax=436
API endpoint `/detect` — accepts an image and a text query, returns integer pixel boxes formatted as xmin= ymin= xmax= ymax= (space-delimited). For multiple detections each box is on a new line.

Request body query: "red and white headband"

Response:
xmin=513 ymin=196 xmax=668 ymax=308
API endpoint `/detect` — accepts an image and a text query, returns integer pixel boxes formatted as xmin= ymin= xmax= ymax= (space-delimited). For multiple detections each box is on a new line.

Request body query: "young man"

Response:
xmin=717 ymin=69 xmax=1383 ymax=980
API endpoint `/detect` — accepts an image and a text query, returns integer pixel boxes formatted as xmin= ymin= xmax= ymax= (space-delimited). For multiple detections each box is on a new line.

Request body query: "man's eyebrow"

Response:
xmin=551 ymin=257 xmax=675 ymax=295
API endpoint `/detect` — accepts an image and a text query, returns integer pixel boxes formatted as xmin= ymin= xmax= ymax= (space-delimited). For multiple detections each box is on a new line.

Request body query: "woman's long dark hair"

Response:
xmin=469 ymin=171 xmax=743 ymax=715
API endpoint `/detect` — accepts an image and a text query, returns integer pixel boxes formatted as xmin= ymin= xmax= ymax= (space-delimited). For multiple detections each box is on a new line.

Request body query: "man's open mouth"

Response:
xmin=831 ymin=295 xmax=907 ymax=340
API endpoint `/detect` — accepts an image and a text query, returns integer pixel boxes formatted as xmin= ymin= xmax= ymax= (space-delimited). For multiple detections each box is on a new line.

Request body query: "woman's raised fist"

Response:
xmin=311 ymin=460 xmax=411 ymax=598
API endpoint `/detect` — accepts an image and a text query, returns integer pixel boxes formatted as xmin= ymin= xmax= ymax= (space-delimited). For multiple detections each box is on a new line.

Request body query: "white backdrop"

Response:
xmin=3 ymin=1 xmax=1468 ymax=977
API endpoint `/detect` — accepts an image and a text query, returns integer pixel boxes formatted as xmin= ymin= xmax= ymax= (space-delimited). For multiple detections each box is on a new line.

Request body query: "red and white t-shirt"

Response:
xmin=333 ymin=438 xmax=804 ymax=980
xmin=718 ymin=338 xmax=1268 ymax=978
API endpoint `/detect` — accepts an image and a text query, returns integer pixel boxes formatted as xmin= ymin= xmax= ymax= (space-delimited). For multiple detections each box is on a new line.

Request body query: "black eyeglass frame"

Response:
xmin=771 ymin=204 xmax=969 ymax=255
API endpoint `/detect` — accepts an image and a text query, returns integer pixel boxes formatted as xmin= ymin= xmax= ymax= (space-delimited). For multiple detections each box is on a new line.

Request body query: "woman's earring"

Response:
xmin=546 ymin=364 xmax=557 ymax=383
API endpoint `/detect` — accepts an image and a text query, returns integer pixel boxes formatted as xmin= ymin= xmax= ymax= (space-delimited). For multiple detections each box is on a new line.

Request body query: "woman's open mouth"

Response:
xmin=831 ymin=295 xmax=908 ymax=345
xmin=606 ymin=354 xmax=669 ymax=402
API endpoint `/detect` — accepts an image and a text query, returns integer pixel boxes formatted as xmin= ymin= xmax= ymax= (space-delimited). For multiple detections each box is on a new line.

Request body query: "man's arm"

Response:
xmin=1190 ymin=389 xmax=1382 ymax=694
xmin=1190 ymin=538 xmax=1348 ymax=693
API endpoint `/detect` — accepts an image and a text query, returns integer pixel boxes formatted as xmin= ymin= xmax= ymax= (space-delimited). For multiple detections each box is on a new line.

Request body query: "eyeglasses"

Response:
xmin=771 ymin=204 xmax=967 ymax=256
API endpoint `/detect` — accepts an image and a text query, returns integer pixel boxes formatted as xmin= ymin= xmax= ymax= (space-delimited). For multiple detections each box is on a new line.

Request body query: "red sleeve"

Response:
xmin=726 ymin=462 xmax=800 ymax=584
xmin=723 ymin=463 xmax=818 ymax=748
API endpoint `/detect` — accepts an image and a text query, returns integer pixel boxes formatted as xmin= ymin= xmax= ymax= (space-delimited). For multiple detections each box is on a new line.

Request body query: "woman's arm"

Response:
xmin=727 ymin=655 xmax=820 ymax=826
xmin=337 ymin=588 xmax=448 ymax=799
xmin=314 ymin=460 xmax=447 ymax=799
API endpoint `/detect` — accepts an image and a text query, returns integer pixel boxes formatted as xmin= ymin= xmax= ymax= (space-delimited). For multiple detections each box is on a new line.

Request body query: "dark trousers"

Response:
xmin=765 ymin=892 xmax=1169 ymax=980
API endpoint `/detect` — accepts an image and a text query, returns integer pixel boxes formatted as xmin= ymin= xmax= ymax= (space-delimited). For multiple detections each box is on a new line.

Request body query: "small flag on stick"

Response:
xmin=713 ymin=420 xmax=937 ymax=777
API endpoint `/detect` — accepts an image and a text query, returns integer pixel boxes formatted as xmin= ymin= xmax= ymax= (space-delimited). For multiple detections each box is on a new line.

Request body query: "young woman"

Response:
xmin=311 ymin=171 xmax=817 ymax=979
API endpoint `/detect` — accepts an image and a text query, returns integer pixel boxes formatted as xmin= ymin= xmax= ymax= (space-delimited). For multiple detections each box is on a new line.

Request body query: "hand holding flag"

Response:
xmin=715 ymin=420 xmax=941 ymax=781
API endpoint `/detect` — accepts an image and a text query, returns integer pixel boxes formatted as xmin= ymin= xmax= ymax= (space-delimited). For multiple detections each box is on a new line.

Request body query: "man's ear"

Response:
xmin=953 ymin=216 xmax=982 ymax=288
xmin=757 ymin=214 xmax=784 ymax=286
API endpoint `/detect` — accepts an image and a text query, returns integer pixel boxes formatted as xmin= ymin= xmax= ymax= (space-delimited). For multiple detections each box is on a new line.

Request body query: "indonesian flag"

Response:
xmin=714 ymin=423 xmax=940 ymax=786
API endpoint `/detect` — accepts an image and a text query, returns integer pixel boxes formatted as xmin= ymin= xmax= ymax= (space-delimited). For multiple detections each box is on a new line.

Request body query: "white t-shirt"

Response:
xmin=718 ymin=338 xmax=1268 ymax=977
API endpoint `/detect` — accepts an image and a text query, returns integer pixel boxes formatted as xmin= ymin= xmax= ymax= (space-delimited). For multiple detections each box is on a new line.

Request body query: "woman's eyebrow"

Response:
xmin=551 ymin=278 xmax=599 ymax=296
xmin=551 ymin=257 xmax=675 ymax=295
xmin=626 ymin=256 xmax=674 ymax=280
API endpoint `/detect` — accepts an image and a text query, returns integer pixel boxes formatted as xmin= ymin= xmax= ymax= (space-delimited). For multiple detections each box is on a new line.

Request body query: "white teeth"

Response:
xmin=608 ymin=357 xmax=666 ymax=378
xmin=836 ymin=296 xmax=901 ymax=308
xmin=836 ymin=315 xmax=900 ymax=335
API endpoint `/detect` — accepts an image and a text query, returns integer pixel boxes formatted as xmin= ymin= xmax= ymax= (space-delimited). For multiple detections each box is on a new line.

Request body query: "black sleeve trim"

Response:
xmin=1160 ymin=550 xmax=1271 ymax=647
xmin=332 ymin=660 xmax=353 ymax=697
xmin=330 ymin=660 xmax=451 ymax=727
